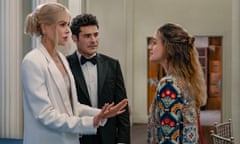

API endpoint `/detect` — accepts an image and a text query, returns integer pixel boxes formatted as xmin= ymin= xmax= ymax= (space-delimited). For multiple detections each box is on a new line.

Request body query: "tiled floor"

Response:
xmin=0 ymin=121 xmax=214 ymax=144
xmin=131 ymin=123 xmax=147 ymax=144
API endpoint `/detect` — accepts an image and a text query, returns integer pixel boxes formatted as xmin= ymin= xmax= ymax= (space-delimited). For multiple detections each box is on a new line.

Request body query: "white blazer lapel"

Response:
xmin=58 ymin=53 xmax=78 ymax=115
xmin=39 ymin=46 xmax=73 ymax=116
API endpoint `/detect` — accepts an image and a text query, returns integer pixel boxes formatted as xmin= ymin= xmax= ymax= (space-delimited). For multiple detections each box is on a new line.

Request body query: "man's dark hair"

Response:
xmin=70 ymin=13 xmax=99 ymax=38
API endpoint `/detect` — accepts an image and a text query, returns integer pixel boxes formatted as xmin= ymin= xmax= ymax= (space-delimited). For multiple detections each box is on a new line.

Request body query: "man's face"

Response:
xmin=73 ymin=25 xmax=99 ymax=57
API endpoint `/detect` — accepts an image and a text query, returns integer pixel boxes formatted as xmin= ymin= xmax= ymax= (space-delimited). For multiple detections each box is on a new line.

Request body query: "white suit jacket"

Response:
xmin=21 ymin=44 xmax=100 ymax=144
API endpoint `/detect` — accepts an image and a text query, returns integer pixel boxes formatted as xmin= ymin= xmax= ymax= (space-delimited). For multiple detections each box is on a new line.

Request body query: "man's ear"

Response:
xmin=72 ymin=35 xmax=78 ymax=42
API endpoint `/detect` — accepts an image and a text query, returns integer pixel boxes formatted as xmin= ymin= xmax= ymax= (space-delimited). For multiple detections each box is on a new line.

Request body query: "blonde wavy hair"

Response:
xmin=158 ymin=23 xmax=207 ymax=107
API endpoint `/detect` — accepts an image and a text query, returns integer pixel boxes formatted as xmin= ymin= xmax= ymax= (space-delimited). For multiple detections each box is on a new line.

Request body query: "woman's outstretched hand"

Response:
xmin=93 ymin=99 xmax=128 ymax=127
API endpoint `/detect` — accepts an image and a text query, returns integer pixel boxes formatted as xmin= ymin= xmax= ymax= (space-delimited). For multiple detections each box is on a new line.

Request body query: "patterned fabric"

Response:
xmin=147 ymin=75 xmax=199 ymax=144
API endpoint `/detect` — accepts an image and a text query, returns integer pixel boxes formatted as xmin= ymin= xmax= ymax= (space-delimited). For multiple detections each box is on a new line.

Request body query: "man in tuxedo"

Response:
xmin=67 ymin=13 xmax=130 ymax=144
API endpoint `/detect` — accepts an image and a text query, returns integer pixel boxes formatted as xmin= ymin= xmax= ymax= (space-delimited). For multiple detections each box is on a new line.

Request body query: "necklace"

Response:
xmin=52 ymin=55 xmax=61 ymax=64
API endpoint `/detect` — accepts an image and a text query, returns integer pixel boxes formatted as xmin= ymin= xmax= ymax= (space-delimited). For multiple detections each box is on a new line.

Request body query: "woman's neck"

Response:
xmin=161 ymin=60 xmax=172 ymax=76
xmin=41 ymin=39 xmax=57 ymax=57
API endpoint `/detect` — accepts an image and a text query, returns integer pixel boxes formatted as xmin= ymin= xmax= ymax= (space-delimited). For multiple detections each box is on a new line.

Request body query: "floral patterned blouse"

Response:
xmin=147 ymin=75 xmax=199 ymax=144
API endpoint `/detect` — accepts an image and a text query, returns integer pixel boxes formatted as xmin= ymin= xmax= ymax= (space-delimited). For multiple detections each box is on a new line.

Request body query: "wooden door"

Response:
xmin=207 ymin=37 xmax=222 ymax=110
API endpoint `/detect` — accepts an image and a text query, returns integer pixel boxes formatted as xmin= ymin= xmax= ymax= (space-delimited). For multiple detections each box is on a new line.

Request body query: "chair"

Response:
xmin=214 ymin=119 xmax=232 ymax=138
xmin=210 ymin=130 xmax=234 ymax=144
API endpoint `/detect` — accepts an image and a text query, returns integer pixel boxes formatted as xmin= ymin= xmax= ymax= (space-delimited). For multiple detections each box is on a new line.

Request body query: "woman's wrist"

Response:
xmin=93 ymin=115 xmax=101 ymax=127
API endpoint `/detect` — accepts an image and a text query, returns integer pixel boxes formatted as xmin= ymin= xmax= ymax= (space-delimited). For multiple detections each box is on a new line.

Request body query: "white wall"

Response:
xmin=231 ymin=0 xmax=240 ymax=142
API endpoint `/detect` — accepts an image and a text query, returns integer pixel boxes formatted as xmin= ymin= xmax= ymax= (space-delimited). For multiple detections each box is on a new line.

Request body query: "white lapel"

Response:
xmin=38 ymin=45 xmax=73 ymax=116
xmin=58 ymin=52 xmax=78 ymax=115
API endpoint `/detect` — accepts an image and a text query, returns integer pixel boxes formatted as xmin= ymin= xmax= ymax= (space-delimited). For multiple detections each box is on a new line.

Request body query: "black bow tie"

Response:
xmin=80 ymin=56 xmax=97 ymax=65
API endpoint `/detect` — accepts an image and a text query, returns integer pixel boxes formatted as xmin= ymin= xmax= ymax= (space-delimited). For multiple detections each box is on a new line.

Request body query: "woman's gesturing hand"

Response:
xmin=93 ymin=99 xmax=128 ymax=127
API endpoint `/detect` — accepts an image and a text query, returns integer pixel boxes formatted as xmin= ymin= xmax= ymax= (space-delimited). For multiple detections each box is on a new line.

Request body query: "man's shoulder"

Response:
xmin=97 ymin=53 xmax=118 ymax=62
xmin=66 ymin=51 xmax=77 ymax=61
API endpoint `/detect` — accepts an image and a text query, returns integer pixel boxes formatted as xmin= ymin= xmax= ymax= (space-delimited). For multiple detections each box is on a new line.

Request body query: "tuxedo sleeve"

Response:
xmin=114 ymin=61 xmax=130 ymax=144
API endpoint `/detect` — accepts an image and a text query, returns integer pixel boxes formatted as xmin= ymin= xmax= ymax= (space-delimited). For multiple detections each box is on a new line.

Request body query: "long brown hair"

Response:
xmin=158 ymin=23 xmax=207 ymax=107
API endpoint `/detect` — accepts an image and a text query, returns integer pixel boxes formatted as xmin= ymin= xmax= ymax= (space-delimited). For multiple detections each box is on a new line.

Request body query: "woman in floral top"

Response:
xmin=147 ymin=23 xmax=207 ymax=144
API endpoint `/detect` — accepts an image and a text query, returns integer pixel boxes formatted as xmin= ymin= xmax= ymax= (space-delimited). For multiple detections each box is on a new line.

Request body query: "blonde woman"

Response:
xmin=147 ymin=23 xmax=207 ymax=144
xmin=21 ymin=2 xmax=127 ymax=144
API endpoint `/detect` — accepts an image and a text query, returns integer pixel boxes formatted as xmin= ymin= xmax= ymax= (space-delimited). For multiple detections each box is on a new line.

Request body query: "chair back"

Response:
xmin=214 ymin=119 xmax=232 ymax=138
xmin=210 ymin=130 xmax=234 ymax=144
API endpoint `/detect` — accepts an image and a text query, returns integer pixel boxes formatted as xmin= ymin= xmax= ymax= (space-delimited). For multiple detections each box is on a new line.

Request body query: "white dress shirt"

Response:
xmin=76 ymin=51 xmax=124 ymax=144
xmin=77 ymin=52 xmax=98 ymax=108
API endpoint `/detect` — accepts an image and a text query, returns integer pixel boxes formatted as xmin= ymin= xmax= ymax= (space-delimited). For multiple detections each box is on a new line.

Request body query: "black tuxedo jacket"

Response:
xmin=67 ymin=52 xmax=130 ymax=144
